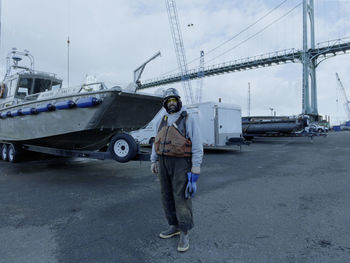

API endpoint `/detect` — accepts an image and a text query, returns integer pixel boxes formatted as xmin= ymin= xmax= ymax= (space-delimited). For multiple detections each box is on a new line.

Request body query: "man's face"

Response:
xmin=166 ymin=98 xmax=178 ymax=113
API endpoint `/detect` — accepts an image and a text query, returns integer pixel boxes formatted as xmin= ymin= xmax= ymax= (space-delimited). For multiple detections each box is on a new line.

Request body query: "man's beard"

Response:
xmin=168 ymin=104 xmax=177 ymax=113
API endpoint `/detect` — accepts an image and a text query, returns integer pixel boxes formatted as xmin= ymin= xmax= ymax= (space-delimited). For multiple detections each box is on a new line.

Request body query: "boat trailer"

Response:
xmin=0 ymin=133 xmax=151 ymax=163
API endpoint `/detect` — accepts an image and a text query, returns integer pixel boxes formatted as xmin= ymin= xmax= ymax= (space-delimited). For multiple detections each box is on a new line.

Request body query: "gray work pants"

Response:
xmin=159 ymin=155 xmax=193 ymax=232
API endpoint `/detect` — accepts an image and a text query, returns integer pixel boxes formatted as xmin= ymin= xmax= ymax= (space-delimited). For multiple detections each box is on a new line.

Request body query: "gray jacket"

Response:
xmin=150 ymin=107 xmax=203 ymax=168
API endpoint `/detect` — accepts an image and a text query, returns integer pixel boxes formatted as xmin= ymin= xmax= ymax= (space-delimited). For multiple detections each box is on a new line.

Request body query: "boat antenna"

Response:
xmin=67 ymin=36 xmax=70 ymax=88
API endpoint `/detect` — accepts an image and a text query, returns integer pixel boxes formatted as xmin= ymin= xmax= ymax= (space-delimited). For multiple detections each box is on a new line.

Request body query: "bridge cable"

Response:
xmin=160 ymin=0 xmax=290 ymax=76
xmin=202 ymin=2 xmax=302 ymax=65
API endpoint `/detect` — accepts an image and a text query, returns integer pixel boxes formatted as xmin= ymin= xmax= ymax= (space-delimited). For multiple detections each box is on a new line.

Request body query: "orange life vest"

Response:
xmin=154 ymin=111 xmax=192 ymax=158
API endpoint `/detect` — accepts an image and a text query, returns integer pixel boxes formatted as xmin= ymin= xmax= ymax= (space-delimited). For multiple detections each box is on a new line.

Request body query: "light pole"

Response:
xmin=269 ymin=107 xmax=274 ymax=116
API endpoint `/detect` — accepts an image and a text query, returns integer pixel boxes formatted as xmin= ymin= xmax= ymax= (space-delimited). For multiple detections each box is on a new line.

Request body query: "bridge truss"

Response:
xmin=137 ymin=0 xmax=350 ymax=118
xmin=138 ymin=38 xmax=350 ymax=90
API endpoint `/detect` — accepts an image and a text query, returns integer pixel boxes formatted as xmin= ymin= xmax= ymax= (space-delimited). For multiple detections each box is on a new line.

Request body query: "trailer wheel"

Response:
xmin=109 ymin=133 xmax=138 ymax=163
xmin=1 ymin=144 xmax=8 ymax=161
xmin=8 ymin=144 xmax=22 ymax=163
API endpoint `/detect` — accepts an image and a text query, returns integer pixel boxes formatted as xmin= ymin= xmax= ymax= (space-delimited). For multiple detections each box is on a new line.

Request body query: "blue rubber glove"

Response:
xmin=190 ymin=172 xmax=200 ymax=197
xmin=185 ymin=172 xmax=200 ymax=198
xmin=185 ymin=172 xmax=192 ymax=199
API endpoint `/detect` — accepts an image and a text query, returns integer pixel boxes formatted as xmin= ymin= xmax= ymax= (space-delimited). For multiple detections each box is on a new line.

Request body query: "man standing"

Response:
xmin=150 ymin=88 xmax=203 ymax=252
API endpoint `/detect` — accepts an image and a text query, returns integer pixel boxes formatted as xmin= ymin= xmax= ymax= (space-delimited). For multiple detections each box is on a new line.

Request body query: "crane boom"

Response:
xmin=336 ymin=72 xmax=350 ymax=120
xmin=165 ymin=0 xmax=193 ymax=104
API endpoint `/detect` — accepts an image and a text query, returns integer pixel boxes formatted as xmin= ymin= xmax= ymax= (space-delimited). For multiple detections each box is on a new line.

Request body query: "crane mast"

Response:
xmin=165 ymin=0 xmax=193 ymax=104
xmin=336 ymin=73 xmax=350 ymax=120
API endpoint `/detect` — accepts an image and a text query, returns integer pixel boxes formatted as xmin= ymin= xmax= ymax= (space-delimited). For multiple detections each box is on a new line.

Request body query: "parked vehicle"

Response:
xmin=131 ymin=102 xmax=246 ymax=149
xmin=306 ymin=123 xmax=329 ymax=133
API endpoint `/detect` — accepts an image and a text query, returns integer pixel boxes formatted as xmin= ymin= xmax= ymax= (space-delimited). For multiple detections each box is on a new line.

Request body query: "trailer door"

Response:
xmin=216 ymin=107 xmax=241 ymax=146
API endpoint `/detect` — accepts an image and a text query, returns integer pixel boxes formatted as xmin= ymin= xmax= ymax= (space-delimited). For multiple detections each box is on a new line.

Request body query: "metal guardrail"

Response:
xmin=311 ymin=38 xmax=350 ymax=59
xmin=138 ymin=38 xmax=350 ymax=89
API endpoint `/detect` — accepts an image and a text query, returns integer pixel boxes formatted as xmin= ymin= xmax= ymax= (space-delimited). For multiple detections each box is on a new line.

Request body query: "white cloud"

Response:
xmin=1 ymin=0 xmax=349 ymax=124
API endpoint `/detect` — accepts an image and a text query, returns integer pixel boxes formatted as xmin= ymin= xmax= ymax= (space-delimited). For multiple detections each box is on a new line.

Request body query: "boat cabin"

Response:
xmin=0 ymin=49 xmax=63 ymax=108
xmin=0 ymin=72 xmax=62 ymax=103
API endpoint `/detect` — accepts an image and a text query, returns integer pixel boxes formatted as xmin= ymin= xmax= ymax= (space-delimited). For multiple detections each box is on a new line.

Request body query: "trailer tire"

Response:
xmin=1 ymin=144 xmax=8 ymax=161
xmin=109 ymin=133 xmax=138 ymax=163
xmin=8 ymin=144 xmax=22 ymax=163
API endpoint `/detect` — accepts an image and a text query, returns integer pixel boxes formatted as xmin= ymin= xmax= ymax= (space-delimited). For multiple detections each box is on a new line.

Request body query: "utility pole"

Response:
xmin=248 ymin=82 xmax=251 ymax=116
xmin=67 ymin=36 xmax=70 ymax=88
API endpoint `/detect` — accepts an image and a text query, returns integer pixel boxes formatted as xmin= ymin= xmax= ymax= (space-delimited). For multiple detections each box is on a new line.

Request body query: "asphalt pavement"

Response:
xmin=0 ymin=132 xmax=350 ymax=263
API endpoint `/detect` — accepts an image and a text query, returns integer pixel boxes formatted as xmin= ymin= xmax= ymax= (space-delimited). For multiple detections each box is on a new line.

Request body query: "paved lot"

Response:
xmin=0 ymin=132 xmax=350 ymax=263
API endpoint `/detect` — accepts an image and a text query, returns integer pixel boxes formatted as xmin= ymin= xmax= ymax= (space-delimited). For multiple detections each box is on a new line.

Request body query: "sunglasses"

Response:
xmin=167 ymin=98 xmax=178 ymax=104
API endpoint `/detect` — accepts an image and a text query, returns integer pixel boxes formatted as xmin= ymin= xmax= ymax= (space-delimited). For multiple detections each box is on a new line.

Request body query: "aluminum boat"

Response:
xmin=0 ymin=50 xmax=162 ymax=160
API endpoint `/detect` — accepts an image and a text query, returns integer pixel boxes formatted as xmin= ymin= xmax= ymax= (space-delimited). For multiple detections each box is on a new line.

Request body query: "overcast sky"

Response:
xmin=1 ymin=0 xmax=349 ymax=124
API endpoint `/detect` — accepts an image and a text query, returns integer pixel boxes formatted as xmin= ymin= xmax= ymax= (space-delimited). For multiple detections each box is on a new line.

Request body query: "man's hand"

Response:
xmin=151 ymin=162 xmax=159 ymax=174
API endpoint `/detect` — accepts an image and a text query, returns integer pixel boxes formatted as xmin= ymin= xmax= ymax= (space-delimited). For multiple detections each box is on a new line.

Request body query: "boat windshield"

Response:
xmin=16 ymin=78 xmax=33 ymax=99
xmin=52 ymin=81 xmax=61 ymax=91
xmin=15 ymin=77 xmax=62 ymax=98
xmin=33 ymin=79 xmax=51 ymax=94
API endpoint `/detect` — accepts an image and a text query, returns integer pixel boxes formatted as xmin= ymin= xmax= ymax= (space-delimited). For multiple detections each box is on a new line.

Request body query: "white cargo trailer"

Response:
xmin=130 ymin=102 xmax=245 ymax=149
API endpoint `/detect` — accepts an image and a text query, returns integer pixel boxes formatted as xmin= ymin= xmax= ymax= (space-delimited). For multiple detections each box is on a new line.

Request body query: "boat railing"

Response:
xmin=78 ymin=82 xmax=108 ymax=93
xmin=7 ymin=69 xmax=58 ymax=79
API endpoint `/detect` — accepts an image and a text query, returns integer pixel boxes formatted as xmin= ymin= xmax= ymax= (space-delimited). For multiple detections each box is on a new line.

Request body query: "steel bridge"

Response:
xmin=137 ymin=0 xmax=349 ymax=118
xmin=138 ymin=37 xmax=350 ymax=89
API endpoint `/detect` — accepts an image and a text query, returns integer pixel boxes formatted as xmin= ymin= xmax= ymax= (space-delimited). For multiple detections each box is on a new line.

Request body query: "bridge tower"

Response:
xmin=302 ymin=0 xmax=318 ymax=117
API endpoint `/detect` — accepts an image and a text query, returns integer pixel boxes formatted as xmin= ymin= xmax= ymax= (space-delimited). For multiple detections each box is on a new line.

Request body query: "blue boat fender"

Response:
xmin=10 ymin=109 xmax=22 ymax=117
xmin=21 ymin=107 xmax=38 ymax=115
xmin=37 ymin=103 xmax=56 ymax=112
xmin=55 ymin=100 xmax=76 ymax=110
xmin=76 ymin=97 xmax=101 ymax=108
xmin=0 ymin=111 xmax=7 ymax=119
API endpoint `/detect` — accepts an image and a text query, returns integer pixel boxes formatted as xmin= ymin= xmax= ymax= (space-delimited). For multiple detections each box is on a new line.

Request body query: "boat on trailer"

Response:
xmin=0 ymin=49 xmax=162 ymax=162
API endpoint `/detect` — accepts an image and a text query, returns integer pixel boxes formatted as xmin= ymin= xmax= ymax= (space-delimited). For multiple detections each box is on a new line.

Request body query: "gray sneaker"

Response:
xmin=159 ymin=225 xmax=180 ymax=239
xmin=177 ymin=231 xmax=189 ymax=252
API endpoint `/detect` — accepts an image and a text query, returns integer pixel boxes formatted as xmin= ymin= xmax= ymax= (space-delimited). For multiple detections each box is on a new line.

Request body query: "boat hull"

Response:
xmin=242 ymin=121 xmax=304 ymax=134
xmin=0 ymin=90 xmax=162 ymax=150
